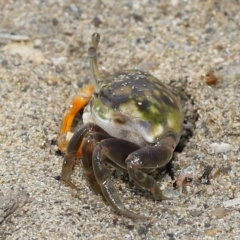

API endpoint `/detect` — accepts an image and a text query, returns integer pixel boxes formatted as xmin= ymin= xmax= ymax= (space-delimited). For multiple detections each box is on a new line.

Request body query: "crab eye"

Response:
xmin=92 ymin=32 xmax=100 ymax=47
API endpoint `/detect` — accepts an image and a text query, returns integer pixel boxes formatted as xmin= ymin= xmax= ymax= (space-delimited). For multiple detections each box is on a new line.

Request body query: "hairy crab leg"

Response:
xmin=92 ymin=138 xmax=150 ymax=219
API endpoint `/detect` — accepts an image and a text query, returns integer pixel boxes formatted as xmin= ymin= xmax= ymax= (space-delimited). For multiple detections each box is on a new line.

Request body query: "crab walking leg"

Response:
xmin=92 ymin=139 xmax=150 ymax=219
xmin=81 ymin=132 xmax=112 ymax=195
xmin=61 ymin=123 xmax=110 ymax=188
xmin=126 ymin=137 xmax=176 ymax=200
xmin=61 ymin=123 xmax=95 ymax=186
xmin=60 ymin=84 xmax=94 ymax=134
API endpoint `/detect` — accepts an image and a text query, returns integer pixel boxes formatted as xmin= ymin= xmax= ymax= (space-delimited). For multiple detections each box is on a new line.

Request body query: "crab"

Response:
xmin=58 ymin=33 xmax=184 ymax=219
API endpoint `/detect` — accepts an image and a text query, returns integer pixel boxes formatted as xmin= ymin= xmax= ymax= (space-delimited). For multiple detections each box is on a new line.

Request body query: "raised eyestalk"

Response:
xmin=88 ymin=32 xmax=101 ymax=92
xmin=92 ymin=32 xmax=100 ymax=48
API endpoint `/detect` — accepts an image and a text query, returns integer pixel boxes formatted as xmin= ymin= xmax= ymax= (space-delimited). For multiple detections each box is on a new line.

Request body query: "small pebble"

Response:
xmin=210 ymin=142 xmax=231 ymax=153
xmin=210 ymin=207 xmax=230 ymax=219
xmin=205 ymin=229 xmax=219 ymax=236
xmin=190 ymin=210 xmax=203 ymax=217
xmin=206 ymin=186 xmax=214 ymax=195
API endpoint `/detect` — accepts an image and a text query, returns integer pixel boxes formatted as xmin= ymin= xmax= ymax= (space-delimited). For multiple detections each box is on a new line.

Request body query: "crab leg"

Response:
xmin=92 ymin=138 xmax=151 ymax=219
xmin=60 ymin=123 xmax=95 ymax=188
xmin=92 ymin=136 xmax=176 ymax=218
xmin=125 ymin=136 xmax=176 ymax=200
xmin=60 ymin=123 xmax=109 ymax=188
xmin=81 ymin=132 xmax=112 ymax=195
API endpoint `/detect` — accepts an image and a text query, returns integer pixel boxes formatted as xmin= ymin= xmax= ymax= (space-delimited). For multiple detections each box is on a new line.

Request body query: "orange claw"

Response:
xmin=61 ymin=84 xmax=95 ymax=134
xmin=58 ymin=84 xmax=95 ymax=155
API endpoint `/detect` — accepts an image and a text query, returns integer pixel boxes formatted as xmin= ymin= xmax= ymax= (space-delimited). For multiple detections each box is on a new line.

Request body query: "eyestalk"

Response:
xmin=88 ymin=33 xmax=101 ymax=92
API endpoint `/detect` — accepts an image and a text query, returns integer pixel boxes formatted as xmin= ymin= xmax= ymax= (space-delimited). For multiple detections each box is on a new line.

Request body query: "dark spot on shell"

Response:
xmin=113 ymin=115 xmax=127 ymax=124
xmin=160 ymin=94 xmax=175 ymax=107
xmin=99 ymin=90 xmax=129 ymax=109
xmin=136 ymin=99 xmax=150 ymax=112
